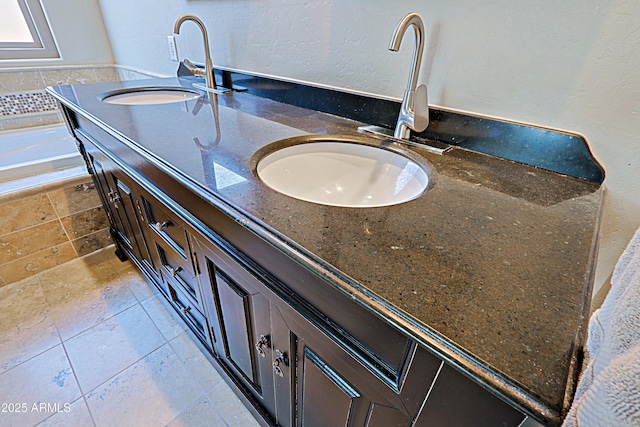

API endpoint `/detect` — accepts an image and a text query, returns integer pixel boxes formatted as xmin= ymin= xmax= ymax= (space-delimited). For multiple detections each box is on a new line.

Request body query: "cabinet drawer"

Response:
xmin=143 ymin=196 xmax=191 ymax=263
xmin=165 ymin=275 xmax=209 ymax=344
xmin=155 ymin=240 xmax=203 ymax=312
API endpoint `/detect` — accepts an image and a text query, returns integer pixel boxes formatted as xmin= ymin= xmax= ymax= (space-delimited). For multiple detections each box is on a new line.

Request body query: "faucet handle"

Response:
xmin=412 ymin=84 xmax=429 ymax=132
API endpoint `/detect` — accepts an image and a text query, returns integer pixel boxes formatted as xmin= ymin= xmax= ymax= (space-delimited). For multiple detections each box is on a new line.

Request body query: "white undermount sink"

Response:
xmin=256 ymin=137 xmax=430 ymax=208
xmin=100 ymin=87 xmax=201 ymax=105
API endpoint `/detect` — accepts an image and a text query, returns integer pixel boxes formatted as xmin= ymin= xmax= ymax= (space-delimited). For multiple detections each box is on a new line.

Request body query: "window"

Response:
xmin=0 ymin=0 xmax=59 ymax=59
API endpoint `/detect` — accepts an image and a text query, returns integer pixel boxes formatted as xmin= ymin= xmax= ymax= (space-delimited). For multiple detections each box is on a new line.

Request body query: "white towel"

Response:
xmin=563 ymin=226 xmax=640 ymax=427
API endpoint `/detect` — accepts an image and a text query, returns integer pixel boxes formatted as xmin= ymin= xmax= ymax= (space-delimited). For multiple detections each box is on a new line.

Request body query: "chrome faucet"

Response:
xmin=174 ymin=14 xmax=216 ymax=90
xmin=389 ymin=13 xmax=429 ymax=139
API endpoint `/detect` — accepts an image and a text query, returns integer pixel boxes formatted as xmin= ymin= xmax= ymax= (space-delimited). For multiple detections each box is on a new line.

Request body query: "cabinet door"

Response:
xmin=193 ymin=235 xmax=277 ymax=422
xmin=271 ymin=303 xmax=414 ymax=427
xmin=85 ymin=151 xmax=153 ymax=273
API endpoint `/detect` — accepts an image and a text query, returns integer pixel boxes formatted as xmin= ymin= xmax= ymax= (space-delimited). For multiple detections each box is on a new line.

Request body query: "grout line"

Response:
xmin=56 ymin=215 xmax=78 ymax=258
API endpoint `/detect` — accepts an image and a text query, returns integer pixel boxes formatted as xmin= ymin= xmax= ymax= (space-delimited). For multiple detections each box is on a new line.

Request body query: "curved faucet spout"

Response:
xmin=389 ymin=13 xmax=429 ymax=139
xmin=389 ymin=13 xmax=424 ymax=99
xmin=174 ymin=14 xmax=216 ymax=90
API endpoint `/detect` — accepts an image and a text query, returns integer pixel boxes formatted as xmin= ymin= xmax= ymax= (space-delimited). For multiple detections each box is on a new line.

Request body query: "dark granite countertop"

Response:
xmin=47 ymin=77 xmax=603 ymax=424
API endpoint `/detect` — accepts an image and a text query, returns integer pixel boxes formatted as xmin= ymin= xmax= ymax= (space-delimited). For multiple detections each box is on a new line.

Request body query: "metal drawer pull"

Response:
xmin=181 ymin=305 xmax=191 ymax=315
xmin=154 ymin=220 xmax=173 ymax=231
xmin=273 ymin=350 xmax=288 ymax=377
xmin=256 ymin=335 xmax=270 ymax=358
xmin=167 ymin=266 xmax=183 ymax=277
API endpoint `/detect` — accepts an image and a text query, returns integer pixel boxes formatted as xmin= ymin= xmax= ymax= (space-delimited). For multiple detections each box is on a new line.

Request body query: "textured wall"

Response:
xmin=97 ymin=0 xmax=640 ymax=295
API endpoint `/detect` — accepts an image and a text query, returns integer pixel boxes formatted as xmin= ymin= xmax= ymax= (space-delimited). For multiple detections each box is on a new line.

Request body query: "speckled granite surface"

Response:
xmin=48 ymin=78 xmax=603 ymax=423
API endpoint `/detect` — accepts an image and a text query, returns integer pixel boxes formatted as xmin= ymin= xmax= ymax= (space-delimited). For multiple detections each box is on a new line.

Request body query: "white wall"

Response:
xmin=98 ymin=0 xmax=640 ymax=295
xmin=0 ymin=0 xmax=113 ymax=68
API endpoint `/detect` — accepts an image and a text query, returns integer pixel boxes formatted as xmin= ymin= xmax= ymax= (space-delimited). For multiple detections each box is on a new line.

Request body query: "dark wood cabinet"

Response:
xmin=84 ymin=149 xmax=154 ymax=276
xmin=73 ymin=121 xmax=527 ymax=427
xmin=270 ymin=302 xmax=416 ymax=427
xmin=193 ymin=235 xmax=278 ymax=422
xmin=193 ymin=232 xmax=444 ymax=427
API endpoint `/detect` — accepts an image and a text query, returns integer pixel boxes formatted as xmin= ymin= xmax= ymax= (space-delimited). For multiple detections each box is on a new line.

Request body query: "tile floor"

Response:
xmin=0 ymin=245 xmax=260 ymax=427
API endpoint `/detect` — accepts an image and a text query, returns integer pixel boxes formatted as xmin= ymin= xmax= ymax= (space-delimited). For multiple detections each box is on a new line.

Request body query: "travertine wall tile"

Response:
xmin=0 ymin=111 xmax=63 ymax=131
xmin=71 ymin=229 xmax=112 ymax=257
xmin=40 ymin=68 xmax=98 ymax=87
xmin=60 ymin=206 xmax=109 ymax=239
xmin=0 ymin=177 xmax=111 ymax=287
xmin=0 ymin=220 xmax=68 ymax=263
xmin=93 ymin=68 xmax=120 ymax=83
xmin=0 ymin=66 xmax=156 ymax=131
xmin=0 ymin=71 xmax=45 ymax=93
xmin=48 ymin=181 xmax=101 ymax=217
xmin=115 ymin=68 xmax=156 ymax=81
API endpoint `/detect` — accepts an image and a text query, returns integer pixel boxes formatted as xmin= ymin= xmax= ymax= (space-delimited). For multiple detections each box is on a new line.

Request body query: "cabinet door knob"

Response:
xmin=273 ymin=349 xmax=288 ymax=378
xmin=255 ymin=335 xmax=270 ymax=358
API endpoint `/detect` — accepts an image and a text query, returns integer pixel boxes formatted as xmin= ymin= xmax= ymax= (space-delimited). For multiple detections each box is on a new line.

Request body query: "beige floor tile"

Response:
xmin=64 ymin=304 xmax=166 ymax=393
xmin=103 ymin=246 xmax=135 ymax=271
xmin=166 ymin=397 xmax=227 ymax=427
xmin=35 ymin=398 xmax=95 ymax=427
xmin=120 ymin=265 xmax=158 ymax=302
xmin=0 ymin=242 xmax=77 ymax=286
xmin=141 ymin=295 xmax=186 ymax=341
xmin=1 ymin=241 xmax=262 ymax=427
xmin=0 ymin=345 xmax=82 ymax=427
xmin=38 ymin=251 xmax=137 ymax=340
xmin=208 ymin=382 xmax=261 ymax=427
xmin=85 ymin=344 xmax=204 ymax=427
xmin=0 ymin=193 xmax=57 ymax=235
xmin=0 ymin=276 xmax=59 ymax=373
xmin=169 ymin=333 xmax=223 ymax=392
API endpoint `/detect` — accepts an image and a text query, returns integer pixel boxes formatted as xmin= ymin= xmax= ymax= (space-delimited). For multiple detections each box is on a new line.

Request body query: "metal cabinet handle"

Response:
xmin=273 ymin=349 xmax=288 ymax=377
xmin=154 ymin=220 xmax=173 ymax=231
xmin=108 ymin=190 xmax=121 ymax=206
xmin=167 ymin=265 xmax=183 ymax=277
xmin=180 ymin=305 xmax=191 ymax=315
xmin=255 ymin=335 xmax=270 ymax=358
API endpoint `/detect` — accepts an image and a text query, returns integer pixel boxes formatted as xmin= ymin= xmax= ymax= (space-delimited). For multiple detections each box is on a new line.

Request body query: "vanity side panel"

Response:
xmin=414 ymin=363 xmax=527 ymax=427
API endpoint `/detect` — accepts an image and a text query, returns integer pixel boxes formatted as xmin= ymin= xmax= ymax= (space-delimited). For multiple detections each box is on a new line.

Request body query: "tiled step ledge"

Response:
xmin=0 ymin=167 xmax=112 ymax=287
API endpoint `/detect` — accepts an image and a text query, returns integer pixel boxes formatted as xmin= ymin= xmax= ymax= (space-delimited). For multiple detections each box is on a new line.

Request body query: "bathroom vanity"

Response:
xmin=47 ymin=74 xmax=603 ymax=426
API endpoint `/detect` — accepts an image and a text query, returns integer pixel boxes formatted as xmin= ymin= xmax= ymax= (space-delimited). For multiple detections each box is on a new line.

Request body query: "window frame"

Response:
xmin=0 ymin=0 xmax=59 ymax=60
